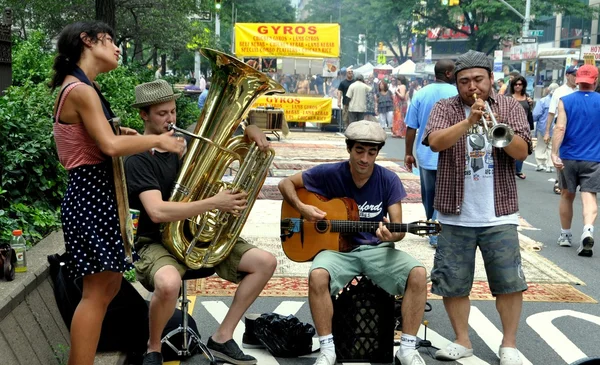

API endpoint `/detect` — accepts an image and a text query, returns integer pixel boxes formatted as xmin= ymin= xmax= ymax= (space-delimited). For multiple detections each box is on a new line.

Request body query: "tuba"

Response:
xmin=161 ymin=48 xmax=285 ymax=269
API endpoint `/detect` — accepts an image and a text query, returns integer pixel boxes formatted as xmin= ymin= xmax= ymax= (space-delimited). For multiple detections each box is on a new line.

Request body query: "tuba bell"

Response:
xmin=161 ymin=48 xmax=285 ymax=269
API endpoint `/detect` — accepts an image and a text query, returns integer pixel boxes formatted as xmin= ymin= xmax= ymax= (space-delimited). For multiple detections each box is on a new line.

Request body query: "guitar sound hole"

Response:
xmin=315 ymin=220 xmax=329 ymax=233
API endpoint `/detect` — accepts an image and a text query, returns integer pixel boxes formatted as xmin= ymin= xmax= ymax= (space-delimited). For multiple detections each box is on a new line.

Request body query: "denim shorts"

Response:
xmin=431 ymin=224 xmax=527 ymax=297
xmin=310 ymin=242 xmax=424 ymax=296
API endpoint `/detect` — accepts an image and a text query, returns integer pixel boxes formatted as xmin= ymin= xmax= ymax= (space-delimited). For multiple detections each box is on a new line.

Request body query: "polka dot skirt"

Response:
xmin=61 ymin=162 xmax=134 ymax=279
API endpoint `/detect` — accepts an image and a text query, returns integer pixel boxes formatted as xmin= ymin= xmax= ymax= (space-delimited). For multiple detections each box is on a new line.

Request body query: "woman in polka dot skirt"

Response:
xmin=50 ymin=22 xmax=186 ymax=365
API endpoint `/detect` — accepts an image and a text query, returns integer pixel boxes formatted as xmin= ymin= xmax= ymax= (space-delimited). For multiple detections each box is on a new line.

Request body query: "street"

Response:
xmin=174 ymin=133 xmax=600 ymax=365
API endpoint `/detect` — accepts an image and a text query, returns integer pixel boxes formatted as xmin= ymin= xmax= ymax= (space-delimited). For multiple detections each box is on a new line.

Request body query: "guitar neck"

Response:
xmin=330 ymin=221 xmax=410 ymax=233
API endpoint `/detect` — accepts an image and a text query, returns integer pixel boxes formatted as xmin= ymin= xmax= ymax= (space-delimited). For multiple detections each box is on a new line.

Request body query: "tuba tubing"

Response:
xmin=161 ymin=48 xmax=285 ymax=269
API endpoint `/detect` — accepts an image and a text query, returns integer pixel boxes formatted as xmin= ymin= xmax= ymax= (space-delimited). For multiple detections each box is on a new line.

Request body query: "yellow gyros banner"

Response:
xmin=235 ymin=23 xmax=340 ymax=58
xmin=253 ymin=96 xmax=333 ymax=123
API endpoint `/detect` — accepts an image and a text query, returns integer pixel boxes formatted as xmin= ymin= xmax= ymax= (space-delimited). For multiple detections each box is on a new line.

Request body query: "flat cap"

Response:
xmin=344 ymin=120 xmax=387 ymax=144
xmin=455 ymin=50 xmax=492 ymax=76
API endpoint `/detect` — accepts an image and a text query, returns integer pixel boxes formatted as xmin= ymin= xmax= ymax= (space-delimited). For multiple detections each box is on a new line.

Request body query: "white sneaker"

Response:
xmin=314 ymin=352 xmax=336 ymax=365
xmin=577 ymin=231 xmax=594 ymax=257
xmin=395 ymin=350 xmax=426 ymax=365
xmin=536 ymin=164 xmax=544 ymax=171
xmin=546 ymin=166 xmax=554 ymax=173
xmin=557 ymin=233 xmax=572 ymax=247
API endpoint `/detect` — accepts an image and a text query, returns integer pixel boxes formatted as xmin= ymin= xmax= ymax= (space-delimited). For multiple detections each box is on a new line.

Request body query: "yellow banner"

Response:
xmin=235 ymin=23 xmax=340 ymax=58
xmin=252 ymin=96 xmax=333 ymax=123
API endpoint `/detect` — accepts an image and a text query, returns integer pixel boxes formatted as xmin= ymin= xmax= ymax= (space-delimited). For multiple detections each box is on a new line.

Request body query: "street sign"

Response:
xmin=528 ymin=30 xmax=544 ymax=37
xmin=192 ymin=11 xmax=212 ymax=22
xmin=516 ymin=37 xmax=537 ymax=44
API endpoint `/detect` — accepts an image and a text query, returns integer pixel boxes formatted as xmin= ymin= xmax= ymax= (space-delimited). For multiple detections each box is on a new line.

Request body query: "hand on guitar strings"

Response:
xmin=298 ymin=203 xmax=327 ymax=222
xmin=376 ymin=216 xmax=395 ymax=242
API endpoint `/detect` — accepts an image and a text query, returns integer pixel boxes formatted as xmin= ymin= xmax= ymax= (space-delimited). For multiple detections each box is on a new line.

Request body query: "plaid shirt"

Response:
xmin=423 ymin=93 xmax=532 ymax=217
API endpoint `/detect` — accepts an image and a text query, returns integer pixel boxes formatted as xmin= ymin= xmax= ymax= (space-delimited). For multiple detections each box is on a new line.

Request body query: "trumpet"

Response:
xmin=473 ymin=93 xmax=514 ymax=148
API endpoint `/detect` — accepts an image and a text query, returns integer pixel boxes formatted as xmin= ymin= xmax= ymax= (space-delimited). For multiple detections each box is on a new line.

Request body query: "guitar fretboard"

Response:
xmin=329 ymin=221 xmax=409 ymax=233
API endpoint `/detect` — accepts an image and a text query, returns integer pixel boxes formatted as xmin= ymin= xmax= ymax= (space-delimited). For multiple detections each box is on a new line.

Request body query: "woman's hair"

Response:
xmin=409 ymin=80 xmax=419 ymax=99
xmin=50 ymin=21 xmax=115 ymax=90
xmin=509 ymin=75 xmax=527 ymax=96
xmin=378 ymin=80 xmax=389 ymax=92
xmin=397 ymin=75 xmax=409 ymax=86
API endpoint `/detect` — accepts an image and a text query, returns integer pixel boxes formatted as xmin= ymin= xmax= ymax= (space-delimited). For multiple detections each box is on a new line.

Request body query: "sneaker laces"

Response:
xmin=314 ymin=352 xmax=336 ymax=365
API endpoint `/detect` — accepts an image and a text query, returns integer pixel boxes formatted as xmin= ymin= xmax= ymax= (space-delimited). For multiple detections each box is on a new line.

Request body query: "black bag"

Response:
xmin=48 ymin=253 xmax=149 ymax=362
xmin=159 ymin=304 xmax=201 ymax=361
xmin=0 ymin=243 xmax=16 ymax=281
xmin=253 ymin=313 xmax=315 ymax=357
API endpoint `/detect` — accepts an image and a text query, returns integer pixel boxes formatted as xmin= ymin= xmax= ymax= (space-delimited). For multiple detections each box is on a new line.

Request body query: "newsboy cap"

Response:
xmin=344 ymin=120 xmax=387 ymax=144
xmin=454 ymin=50 xmax=492 ymax=76
xmin=131 ymin=79 xmax=181 ymax=108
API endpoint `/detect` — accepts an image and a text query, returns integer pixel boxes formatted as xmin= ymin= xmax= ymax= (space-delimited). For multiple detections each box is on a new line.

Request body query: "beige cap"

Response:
xmin=344 ymin=120 xmax=387 ymax=144
xmin=131 ymin=79 xmax=181 ymax=108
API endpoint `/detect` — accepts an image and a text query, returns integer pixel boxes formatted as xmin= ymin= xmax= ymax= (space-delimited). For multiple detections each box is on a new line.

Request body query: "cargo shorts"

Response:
xmin=431 ymin=224 xmax=528 ymax=297
xmin=134 ymin=236 xmax=256 ymax=292
xmin=310 ymin=242 xmax=424 ymax=297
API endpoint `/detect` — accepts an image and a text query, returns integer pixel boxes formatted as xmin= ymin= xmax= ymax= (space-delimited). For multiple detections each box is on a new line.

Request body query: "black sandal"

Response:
xmin=516 ymin=172 xmax=526 ymax=179
xmin=554 ymin=181 xmax=561 ymax=194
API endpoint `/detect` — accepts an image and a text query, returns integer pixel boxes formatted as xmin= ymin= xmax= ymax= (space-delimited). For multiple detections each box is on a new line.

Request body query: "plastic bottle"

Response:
xmin=10 ymin=230 xmax=27 ymax=273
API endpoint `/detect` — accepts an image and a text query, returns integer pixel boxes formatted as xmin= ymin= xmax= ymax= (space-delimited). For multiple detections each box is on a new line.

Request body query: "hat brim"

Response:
xmin=131 ymin=93 xmax=181 ymax=109
xmin=576 ymin=76 xmax=596 ymax=84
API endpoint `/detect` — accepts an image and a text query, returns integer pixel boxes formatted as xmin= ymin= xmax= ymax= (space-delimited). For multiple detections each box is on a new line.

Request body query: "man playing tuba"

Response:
xmin=125 ymin=79 xmax=276 ymax=365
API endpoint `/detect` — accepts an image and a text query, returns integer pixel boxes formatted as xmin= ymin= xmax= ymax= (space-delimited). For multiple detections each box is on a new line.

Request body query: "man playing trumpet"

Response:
xmin=423 ymin=50 xmax=532 ymax=365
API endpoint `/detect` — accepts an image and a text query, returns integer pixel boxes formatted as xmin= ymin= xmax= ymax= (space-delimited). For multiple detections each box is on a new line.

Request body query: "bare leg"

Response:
xmin=559 ymin=189 xmax=576 ymax=229
xmin=147 ymin=265 xmax=182 ymax=353
xmin=308 ymin=268 xmax=333 ymax=335
xmin=496 ymin=292 xmax=523 ymax=348
xmin=400 ymin=267 xmax=428 ymax=335
xmin=581 ymin=192 xmax=598 ymax=226
xmin=67 ymin=271 xmax=122 ymax=365
xmin=212 ymin=249 xmax=276 ymax=342
xmin=442 ymin=296 xmax=472 ymax=349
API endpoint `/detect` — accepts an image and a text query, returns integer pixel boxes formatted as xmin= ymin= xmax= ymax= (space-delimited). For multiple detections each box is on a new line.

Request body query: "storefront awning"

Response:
xmin=537 ymin=48 xmax=580 ymax=59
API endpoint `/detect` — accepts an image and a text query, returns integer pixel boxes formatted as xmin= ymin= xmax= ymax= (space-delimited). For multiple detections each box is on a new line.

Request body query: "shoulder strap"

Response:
xmin=54 ymin=82 xmax=86 ymax=124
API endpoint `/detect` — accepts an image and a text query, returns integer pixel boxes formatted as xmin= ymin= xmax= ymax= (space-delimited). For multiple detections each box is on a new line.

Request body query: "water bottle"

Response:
xmin=10 ymin=230 xmax=27 ymax=273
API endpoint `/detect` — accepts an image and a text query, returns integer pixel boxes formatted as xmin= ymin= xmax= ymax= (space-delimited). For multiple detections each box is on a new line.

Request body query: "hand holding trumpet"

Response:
xmin=468 ymin=93 xmax=486 ymax=126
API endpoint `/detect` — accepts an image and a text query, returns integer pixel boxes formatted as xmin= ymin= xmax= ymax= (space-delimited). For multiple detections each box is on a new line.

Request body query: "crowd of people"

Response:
xmin=49 ymin=19 xmax=599 ymax=365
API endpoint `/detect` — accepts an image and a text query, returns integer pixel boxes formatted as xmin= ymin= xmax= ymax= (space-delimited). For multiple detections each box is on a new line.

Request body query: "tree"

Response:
xmin=96 ymin=0 xmax=116 ymax=31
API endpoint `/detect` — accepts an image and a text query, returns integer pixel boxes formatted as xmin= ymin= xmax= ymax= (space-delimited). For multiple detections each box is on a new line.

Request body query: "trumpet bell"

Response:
xmin=489 ymin=124 xmax=514 ymax=148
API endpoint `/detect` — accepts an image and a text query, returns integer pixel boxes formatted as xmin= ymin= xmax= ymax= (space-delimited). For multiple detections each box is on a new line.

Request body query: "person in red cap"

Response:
xmin=551 ymin=64 xmax=600 ymax=257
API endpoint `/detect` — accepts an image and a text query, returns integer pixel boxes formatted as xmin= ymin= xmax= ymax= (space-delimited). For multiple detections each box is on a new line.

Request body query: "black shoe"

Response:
xmin=207 ymin=337 xmax=257 ymax=365
xmin=242 ymin=314 xmax=265 ymax=349
xmin=142 ymin=351 xmax=163 ymax=365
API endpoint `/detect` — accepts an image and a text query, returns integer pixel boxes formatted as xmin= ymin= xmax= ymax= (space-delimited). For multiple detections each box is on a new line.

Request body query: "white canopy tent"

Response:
xmin=393 ymin=60 xmax=418 ymax=76
xmin=352 ymin=62 xmax=374 ymax=77
xmin=373 ymin=64 xmax=394 ymax=71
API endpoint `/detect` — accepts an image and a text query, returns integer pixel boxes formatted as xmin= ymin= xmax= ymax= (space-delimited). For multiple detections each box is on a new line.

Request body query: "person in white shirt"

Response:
xmin=346 ymin=74 xmax=372 ymax=123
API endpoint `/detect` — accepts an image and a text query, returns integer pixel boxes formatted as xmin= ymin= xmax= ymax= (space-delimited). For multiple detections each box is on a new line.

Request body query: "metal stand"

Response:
xmin=161 ymin=279 xmax=216 ymax=365
xmin=416 ymin=320 xmax=439 ymax=358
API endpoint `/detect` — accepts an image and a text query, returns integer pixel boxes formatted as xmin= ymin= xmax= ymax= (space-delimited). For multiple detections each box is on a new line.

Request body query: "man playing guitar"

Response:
xmin=278 ymin=120 xmax=428 ymax=365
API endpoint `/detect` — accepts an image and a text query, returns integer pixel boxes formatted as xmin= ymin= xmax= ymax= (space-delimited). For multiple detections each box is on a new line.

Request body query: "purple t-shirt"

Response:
xmin=302 ymin=161 xmax=406 ymax=246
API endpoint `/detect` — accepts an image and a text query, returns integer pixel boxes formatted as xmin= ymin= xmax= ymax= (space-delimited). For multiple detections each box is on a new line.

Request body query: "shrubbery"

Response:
xmin=0 ymin=32 xmax=200 ymax=245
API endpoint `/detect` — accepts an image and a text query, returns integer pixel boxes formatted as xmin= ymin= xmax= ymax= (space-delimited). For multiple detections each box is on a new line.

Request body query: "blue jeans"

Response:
xmin=515 ymin=160 xmax=523 ymax=174
xmin=419 ymin=167 xmax=437 ymax=221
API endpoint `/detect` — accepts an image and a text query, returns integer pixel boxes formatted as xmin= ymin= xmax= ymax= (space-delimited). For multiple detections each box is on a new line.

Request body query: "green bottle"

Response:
xmin=10 ymin=230 xmax=27 ymax=273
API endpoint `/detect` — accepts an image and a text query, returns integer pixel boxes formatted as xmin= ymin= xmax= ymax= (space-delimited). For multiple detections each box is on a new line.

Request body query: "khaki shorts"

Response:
xmin=134 ymin=237 xmax=256 ymax=292
xmin=310 ymin=242 xmax=424 ymax=296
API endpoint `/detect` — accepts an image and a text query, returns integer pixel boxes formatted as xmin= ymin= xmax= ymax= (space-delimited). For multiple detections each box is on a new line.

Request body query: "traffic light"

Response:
xmin=215 ymin=0 xmax=222 ymax=10
xmin=448 ymin=0 xmax=460 ymax=6
xmin=378 ymin=42 xmax=384 ymax=51
xmin=378 ymin=53 xmax=386 ymax=65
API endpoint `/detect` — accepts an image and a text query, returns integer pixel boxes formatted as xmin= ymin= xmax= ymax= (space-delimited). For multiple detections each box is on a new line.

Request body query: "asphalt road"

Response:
xmin=176 ymin=135 xmax=600 ymax=365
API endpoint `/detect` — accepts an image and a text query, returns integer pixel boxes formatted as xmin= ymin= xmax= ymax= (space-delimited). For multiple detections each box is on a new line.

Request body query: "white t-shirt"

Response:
xmin=438 ymin=106 xmax=519 ymax=227
xmin=346 ymin=82 xmax=373 ymax=112
xmin=548 ymin=83 xmax=577 ymax=115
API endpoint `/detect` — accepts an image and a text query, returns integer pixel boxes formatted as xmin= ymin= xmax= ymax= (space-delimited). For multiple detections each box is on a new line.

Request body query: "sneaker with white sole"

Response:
xmin=546 ymin=166 xmax=554 ymax=173
xmin=395 ymin=349 xmax=426 ymax=365
xmin=536 ymin=164 xmax=544 ymax=171
xmin=314 ymin=352 xmax=336 ymax=365
xmin=557 ymin=233 xmax=572 ymax=247
xmin=577 ymin=231 xmax=594 ymax=257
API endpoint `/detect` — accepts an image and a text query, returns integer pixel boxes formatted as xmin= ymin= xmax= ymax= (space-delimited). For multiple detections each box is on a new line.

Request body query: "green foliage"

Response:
xmin=124 ymin=268 xmax=137 ymax=282
xmin=11 ymin=31 xmax=54 ymax=86
xmin=52 ymin=343 xmax=70 ymax=365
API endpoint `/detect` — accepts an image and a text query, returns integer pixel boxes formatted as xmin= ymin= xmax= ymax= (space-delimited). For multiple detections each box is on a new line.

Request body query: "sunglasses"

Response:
xmin=515 ymin=83 xmax=523 ymax=86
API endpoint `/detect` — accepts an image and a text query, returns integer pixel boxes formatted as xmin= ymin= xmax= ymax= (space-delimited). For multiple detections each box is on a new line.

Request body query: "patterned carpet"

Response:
xmin=187 ymin=276 xmax=597 ymax=303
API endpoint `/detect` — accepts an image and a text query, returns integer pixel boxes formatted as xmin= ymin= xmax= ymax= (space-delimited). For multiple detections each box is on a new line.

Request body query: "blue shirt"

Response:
xmin=560 ymin=91 xmax=600 ymax=162
xmin=197 ymin=89 xmax=209 ymax=110
xmin=533 ymin=93 xmax=552 ymax=136
xmin=302 ymin=161 xmax=406 ymax=246
xmin=405 ymin=82 xmax=458 ymax=170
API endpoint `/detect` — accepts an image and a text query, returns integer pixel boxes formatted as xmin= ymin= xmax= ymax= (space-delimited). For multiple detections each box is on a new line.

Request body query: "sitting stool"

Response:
xmin=331 ymin=275 xmax=395 ymax=363
xmin=161 ymin=268 xmax=217 ymax=364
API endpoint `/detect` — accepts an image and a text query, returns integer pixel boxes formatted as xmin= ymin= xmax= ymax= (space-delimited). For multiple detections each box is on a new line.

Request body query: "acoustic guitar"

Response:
xmin=280 ymin=188 xmax=441 ymax=262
